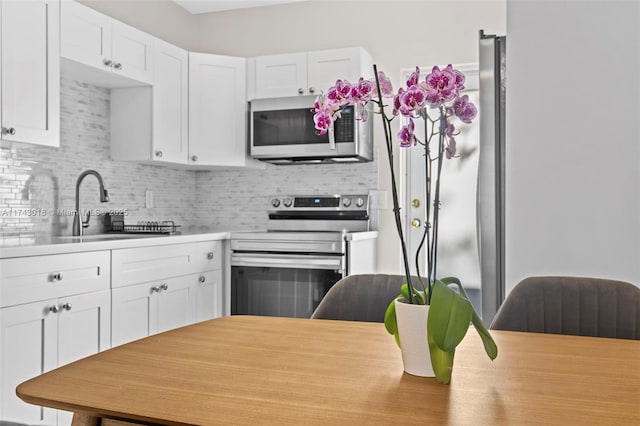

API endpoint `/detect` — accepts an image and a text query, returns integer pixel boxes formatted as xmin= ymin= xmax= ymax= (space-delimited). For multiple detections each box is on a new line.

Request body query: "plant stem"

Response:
xmin=428 ymin=108 xmax=447 ymax=303
xmin=373 ymin=64 xmax=414 ymax=303
xmin=414 ymin=112 xmax=432 ymax=298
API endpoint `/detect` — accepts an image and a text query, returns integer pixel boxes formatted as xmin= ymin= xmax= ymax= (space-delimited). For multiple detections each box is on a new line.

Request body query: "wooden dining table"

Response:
xmin=16 ymin=315 xmax=640 ymax=425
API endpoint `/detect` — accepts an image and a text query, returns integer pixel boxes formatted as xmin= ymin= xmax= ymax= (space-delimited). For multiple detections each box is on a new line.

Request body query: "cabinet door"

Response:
xmin=56 ymin=290 xmax=110 ymax=426
xmin=255 ymin=52 xmax=307 ymax=98
xmin=153 ymin=39 xmax=188 ymax=164
xmin=189 ymin=53 xmax=246 ymax=166
xmin=307 ymin=47 xmax=365 ymax=95
xmin=195 ymin=270 xmax=223 ymax=323
xmin=111 ymin=282 xmax=156 ymax=347
xmin=156 ymin=275 xmax=196 ymax=334
xmin=60 ymin=0 xmax=111 ymax=72
xmin=1 ymin=0 xmax=60 ymax=147
xmin=57 ymin=290 xmax=110 ymax=367
xmin=0 ymin=300 xmax=57 ymax=425
xmin=111 ymin=20 xmax=154 ymax=84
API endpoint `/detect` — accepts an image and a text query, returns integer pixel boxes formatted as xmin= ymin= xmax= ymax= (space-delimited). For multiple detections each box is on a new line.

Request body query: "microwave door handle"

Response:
xmin=328 ymin=127 xmax=336 ymax=150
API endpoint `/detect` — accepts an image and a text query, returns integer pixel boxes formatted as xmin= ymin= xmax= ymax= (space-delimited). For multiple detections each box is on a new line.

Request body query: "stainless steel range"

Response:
xmin=230 ymin=194 xmax=377 ymax=318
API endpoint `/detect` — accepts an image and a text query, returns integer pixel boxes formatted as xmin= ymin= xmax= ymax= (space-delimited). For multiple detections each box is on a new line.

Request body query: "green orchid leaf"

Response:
xmin=400 ymin=283 xmax=409 ymax=299
xmin=471 ymin=310 xmax=498 ymax=360
xmin=383 ymin=297 xmax=402 ymax=347
xmin=383 ymin=298 xmax=397 ymax=335
xmin=427 ymin=280 xmax=473 ymax=352
xmin=428 ymin=331 xmax=455 ymax=384
xmin=443 ymin=277 xmax=498 ymax=360
xmin=413 ymin=290 xmax=427 ymax=305
xmin=384 ymin=297 xmax=397 ymax=334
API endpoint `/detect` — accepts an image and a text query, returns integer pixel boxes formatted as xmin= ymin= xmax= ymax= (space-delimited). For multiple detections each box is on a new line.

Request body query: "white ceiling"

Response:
xmin=173 ymin=0 xmax=308 ymax=14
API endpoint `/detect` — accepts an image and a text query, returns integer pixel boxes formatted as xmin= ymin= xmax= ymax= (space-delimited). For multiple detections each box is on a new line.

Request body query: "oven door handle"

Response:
xmin=231 ymin=253 xmax=343 ymax=271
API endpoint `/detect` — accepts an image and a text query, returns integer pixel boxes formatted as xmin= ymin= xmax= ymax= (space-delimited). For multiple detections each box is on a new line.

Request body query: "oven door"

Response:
xmin=231 ymin=252 xmax=344 ymax=318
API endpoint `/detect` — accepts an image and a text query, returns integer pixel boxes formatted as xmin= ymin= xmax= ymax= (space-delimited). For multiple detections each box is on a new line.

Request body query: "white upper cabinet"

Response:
xmin=0 ymin=0 xmax=60 ymax=147
xmin=61 ymin=0 xmax=153 ymax=86
xmin=152 ymin=39 xmax=189 ymax=163
xmin=254 ymin=47 xmax=373 ymax=99
xmin=189 ymin=53 xmax=247 ymax=167
xmin=307 ymin=48 xmax=371 ymax=95
xmin=255 ymin=52 xmax=307 ymax=98
xmin=112 ymin=48 xmax=260 ymax=169
xmin=110 ymin=39 xmax=188 ymax=164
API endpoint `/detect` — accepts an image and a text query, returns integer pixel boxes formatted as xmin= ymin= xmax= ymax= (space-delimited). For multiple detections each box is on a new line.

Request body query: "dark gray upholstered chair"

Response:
xmin=491 ymin=276 xmax=640 ymax=340
xmin=311 ymin=274 xmax=411 ymax=322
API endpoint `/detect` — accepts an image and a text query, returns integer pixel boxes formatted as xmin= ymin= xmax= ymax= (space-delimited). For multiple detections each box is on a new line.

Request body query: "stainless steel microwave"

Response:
xmin=249 ymin=95 xmax=373 ymax=165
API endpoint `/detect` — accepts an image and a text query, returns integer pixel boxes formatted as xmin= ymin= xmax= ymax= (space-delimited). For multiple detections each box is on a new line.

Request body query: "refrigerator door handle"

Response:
xmin=478 ymin=30 xmax=507 ymax=323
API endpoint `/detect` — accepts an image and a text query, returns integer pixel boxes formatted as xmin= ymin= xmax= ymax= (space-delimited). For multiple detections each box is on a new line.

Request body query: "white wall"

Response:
xmin=506 ymin=0 xmax=640 ymax=291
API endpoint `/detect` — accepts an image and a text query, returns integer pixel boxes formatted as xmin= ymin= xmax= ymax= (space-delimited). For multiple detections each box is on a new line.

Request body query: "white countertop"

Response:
xmin=0 ymin=228 xmax=231 ymax=259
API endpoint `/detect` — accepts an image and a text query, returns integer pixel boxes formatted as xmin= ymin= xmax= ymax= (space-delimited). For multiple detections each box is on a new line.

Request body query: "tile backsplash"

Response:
xmin=0 ymin=76 xmax=379 ymax=242
xmin=194 ymin=161 xmax=379 ymax=232
xmin=0 ymin=77 xmax=197 ymax=240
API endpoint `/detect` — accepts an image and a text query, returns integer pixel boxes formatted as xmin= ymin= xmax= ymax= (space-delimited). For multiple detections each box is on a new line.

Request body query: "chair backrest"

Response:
xmin=491 ymin=276 xmax=640 ymax=340
xmin=311 ymin=274 xmax=409 ymax=322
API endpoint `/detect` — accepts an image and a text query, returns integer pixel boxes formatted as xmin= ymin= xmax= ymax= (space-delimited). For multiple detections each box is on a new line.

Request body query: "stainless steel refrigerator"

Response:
xmin=478 ymin=30 xmax=506 ymax=323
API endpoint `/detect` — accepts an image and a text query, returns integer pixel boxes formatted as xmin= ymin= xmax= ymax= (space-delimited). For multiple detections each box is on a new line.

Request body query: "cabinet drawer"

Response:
xmin=190 ymin=240 xmax=222 ymax=273
xmin=112 ymin=240 xmax=222 ymax=287
xmin=0 ymin=251 xmax=110 ymax=308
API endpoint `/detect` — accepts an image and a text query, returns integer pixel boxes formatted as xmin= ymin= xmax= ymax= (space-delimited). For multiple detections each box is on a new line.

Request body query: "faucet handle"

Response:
xmin=82 ymin=210 xmax=91 ymax=228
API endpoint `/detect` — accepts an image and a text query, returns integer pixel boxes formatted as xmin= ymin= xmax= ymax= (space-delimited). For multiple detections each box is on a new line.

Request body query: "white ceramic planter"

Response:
xmin=394 ymin=299 xmax=435 ymax=377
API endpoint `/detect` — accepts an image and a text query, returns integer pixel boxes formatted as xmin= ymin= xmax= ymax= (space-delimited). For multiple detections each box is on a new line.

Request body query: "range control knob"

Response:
xmin=283 ymin=198 xmax=293 ymax=208
xmin=355 ymin=197 xmax=365 ymax=208
xmin=342 ymin=198 xmax=352 ymax=207
xmin=271 ymin=198 xmax=281 ymax=208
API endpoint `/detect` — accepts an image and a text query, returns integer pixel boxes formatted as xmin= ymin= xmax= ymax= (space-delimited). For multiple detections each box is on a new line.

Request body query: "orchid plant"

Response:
xmin=313 ymin=64 xmax=497 ymax=384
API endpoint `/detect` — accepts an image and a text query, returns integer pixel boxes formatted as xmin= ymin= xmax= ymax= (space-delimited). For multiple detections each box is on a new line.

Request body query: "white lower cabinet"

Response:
xmin=111 ymin=242 xmax=224 ymax=347
xmin=0 ymin=250 xmax=110 ymax=425
xmin=195 ymin=270 xmax=223 ymax=322
xmin=0 ymin=290 xmax=110 ymax=425
xmin=0 ymin=240 xmax=225 ymax=425
xmin=112 ymin=270 xmax=223 ymax=347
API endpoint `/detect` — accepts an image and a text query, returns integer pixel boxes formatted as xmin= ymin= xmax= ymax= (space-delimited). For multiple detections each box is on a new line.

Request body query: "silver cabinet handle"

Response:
xmin=62 ymin=303 xmax=72 ymax=311
xmin=191 ymin=155 xmax=198 ymax=162
xmin=161 ymin=283 xmax=168 ymax=291
xmin=308 ymin=87 xmax=315 ymax=94
xmin=207 ymin=252 xmax=214 ymax=260
xmin=50 ymin=272 xmax=63 ymax=282
xmin=198 ymin=275 xmax=206 ymax=284
xmin=155 ymin=150 xmax=163 ymax=158
xmin=103 ymin=58 xmax=112 ymax=67
xmin=151 ymin=285 xmax=161 ymax=293
xmin=3 ymin=127 xmax=16 ymax=135
xmin=298 ymin=88 xmax=304 ymax=94
xmin=49 ymin=305 xmax=60 ymax=313
xmin=114 ymin=62 xmax=123 ymax=70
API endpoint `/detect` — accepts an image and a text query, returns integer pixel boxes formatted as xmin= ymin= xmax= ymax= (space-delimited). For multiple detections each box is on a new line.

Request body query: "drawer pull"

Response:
xmin=161 ymin=283 xmax=169 ymax=291
xmin=50 ymin=272 xmax=63 ymax=282
xmin=49 ymin=305 xmax=60 ymax=314
xmin=151 ymin=285 xmax=161 ymax=293
xmin=207 ymin=252 xmax=214 ymax=260
xmin=198 ymin=275 xmax=206 ymax=284
xmin=62 ymin=303 xmax=72 ymax=311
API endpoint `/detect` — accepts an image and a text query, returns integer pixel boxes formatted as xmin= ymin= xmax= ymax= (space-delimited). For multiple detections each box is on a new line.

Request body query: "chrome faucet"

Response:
xmin=72 ymin=170 xmax=109 ymax=236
